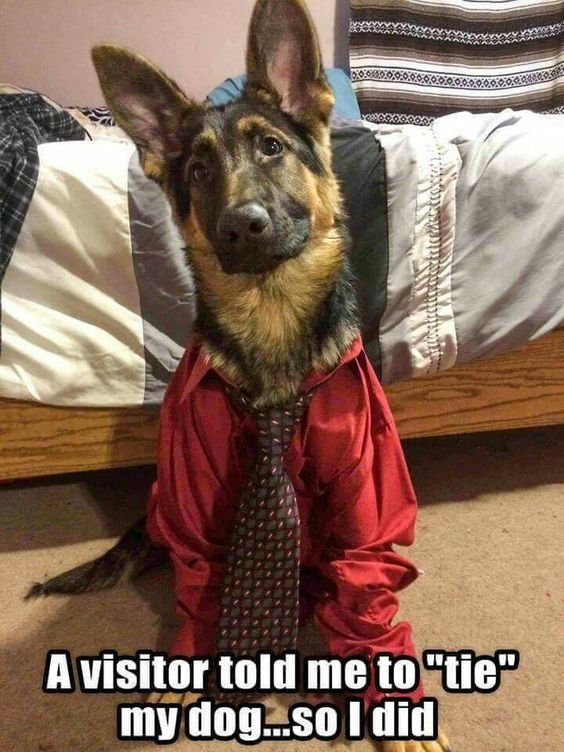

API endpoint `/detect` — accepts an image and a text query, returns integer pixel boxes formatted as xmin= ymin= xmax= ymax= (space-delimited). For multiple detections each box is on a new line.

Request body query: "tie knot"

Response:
xmin=227 ymin=388 xmax=311 ymax=455
xmin=254 ymin=395 xmax=310 ymax=453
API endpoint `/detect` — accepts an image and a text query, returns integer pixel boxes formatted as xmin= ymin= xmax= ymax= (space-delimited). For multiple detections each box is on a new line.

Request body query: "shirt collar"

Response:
xmin=179 ymin=335 xmax=362 ymax=403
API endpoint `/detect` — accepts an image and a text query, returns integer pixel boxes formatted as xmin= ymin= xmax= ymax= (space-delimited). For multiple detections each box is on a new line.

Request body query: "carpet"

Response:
xmin=1 ymin=426 xmax=562 ymax=751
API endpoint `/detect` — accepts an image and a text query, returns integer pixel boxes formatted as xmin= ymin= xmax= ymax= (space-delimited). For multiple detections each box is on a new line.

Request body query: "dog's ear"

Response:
xmin=91 ymin=45 xmax=201 ymax=179
xmin=246 ymin=0 xmax=334 ymax=125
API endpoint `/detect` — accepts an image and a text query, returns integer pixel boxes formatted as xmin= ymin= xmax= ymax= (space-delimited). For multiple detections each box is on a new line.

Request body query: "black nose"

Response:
xmin=217 ymin=202 xmax=272 ymax=246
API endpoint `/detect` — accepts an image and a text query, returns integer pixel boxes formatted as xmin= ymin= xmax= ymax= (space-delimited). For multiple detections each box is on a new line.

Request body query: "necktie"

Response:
xmin=216 ymin=392 xmax=311 ymax=669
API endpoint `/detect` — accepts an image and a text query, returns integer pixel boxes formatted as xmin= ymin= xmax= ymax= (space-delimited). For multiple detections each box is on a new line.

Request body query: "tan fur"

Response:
xmin=140 ymin=151 xmax=167 ymax=183
xmin=236 ymin=115 xmax=284 ymax=137
xmin=246 ymin=0 xmax=333 ymax=129
xmin=192 ymin=128 xmax=219 ymax=152
xmin=92 ymin=1 xmax=359 ymax=408
xmin=184 ymin=153 xmax=358 ymax=406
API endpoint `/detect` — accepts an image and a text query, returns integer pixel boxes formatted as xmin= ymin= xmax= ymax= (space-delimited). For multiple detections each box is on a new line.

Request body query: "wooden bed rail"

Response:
xmin=386 ymin=329 xmax=564 ymax=438
xmin=1 ymin=330 xmax=563 ymax=482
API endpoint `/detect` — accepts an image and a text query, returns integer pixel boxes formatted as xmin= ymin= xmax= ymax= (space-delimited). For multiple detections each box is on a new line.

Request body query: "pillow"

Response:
xmin=207 ymin=69 xmax=362 ymax=121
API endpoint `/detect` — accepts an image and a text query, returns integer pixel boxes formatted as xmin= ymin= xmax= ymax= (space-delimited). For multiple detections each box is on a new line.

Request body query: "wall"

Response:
xmin=0 ymin=0 xmax=350 ymax=105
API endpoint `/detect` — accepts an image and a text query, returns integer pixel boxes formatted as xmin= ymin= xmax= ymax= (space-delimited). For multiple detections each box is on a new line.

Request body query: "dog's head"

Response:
xmin=92 ymin=0 xmax=337 ymax=277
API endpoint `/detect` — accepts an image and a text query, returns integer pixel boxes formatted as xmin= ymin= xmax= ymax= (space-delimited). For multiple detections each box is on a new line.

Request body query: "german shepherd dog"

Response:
xmin=29 ymin=2 xmax=449 ymax=749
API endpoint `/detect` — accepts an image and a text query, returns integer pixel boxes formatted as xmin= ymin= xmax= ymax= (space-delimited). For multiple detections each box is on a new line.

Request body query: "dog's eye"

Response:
xmin=191 ymin=161 xmax=210 ymax=182
xmin=261 ymin=136 xmax=283 ymax=157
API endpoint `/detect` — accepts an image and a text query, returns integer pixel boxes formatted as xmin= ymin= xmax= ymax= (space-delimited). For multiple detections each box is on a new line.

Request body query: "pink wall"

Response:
xmin=0 ymin=0 xmax=350 ymax=105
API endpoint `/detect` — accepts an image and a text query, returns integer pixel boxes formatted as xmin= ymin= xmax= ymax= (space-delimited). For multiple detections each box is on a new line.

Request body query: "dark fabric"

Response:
xmin=0 ymin=93 xmax=85 ymax=284
xmin=331 ymin=124 xmax=389 ymax=377
xmin=146 ymin=336 xmax=424 ymax=707
xmin=71 ymin=105 xmax=116 ymax=127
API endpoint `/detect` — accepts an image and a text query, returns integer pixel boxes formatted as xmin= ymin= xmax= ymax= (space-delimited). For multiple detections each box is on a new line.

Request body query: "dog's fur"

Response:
xmin=26 ymin=5 xmax=449 ymax=749
xmin=27 ymin=0 xmax=359 ymax=597
xmin=91 ymin=0 xmax=359 ymax=409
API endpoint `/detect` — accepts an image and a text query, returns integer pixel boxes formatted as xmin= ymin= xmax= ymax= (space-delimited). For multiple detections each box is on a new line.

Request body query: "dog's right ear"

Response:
xmin=245 ymin=0 xmax=334 ymax=127
xmin=91 ymin=45 xmax=202 ymax=180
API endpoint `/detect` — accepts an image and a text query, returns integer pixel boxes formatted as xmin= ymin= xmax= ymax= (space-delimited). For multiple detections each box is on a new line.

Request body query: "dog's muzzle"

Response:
xmin=216 ymin=201 xmax=305 ymax=275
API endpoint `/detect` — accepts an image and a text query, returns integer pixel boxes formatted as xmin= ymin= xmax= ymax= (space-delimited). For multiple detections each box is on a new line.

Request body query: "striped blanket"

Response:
xmin=349 ymin=0 xmax=564 ymax=125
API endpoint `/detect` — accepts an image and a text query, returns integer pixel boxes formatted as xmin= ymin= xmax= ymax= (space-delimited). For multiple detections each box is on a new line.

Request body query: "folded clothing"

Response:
xmin=0 ymin=91 xmax=85 ymax=349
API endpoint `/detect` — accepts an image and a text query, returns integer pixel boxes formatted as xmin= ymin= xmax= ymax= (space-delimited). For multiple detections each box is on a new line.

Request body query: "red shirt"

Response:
xmin=146 ymin=336 xmax=423 ymax=705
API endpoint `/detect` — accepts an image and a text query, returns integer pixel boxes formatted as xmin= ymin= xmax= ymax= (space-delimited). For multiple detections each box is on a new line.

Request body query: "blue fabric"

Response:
xmin=207 ymin=69 xmax=362 ymax=121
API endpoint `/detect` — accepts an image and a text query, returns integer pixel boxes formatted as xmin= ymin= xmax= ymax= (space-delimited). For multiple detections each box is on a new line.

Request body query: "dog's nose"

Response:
xmin=218 ymin=202 xmax=273 ymax=246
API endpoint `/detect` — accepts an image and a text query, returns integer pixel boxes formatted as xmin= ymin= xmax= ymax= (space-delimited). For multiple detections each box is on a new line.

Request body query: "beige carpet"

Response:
xmin=1 ymin=426 xmax=562 ymax=752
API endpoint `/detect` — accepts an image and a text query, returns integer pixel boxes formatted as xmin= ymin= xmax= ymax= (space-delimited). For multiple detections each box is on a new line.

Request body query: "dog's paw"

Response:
xmin=146 ymin=691 xmax=199 ymax=707
xmin=381 ymin=727 xmax=451 ymax=752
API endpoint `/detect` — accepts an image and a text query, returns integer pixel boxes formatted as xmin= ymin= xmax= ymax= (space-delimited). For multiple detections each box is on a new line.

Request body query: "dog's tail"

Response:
xmin=25 ymin=516 xmax=167 ymax=600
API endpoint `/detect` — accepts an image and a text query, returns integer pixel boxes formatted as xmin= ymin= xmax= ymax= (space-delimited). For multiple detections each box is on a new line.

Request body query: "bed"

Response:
xmin=0 ymin=82 xmax=563 ymax=483
xmin=2 ymin=329 xmax=563 ymax=482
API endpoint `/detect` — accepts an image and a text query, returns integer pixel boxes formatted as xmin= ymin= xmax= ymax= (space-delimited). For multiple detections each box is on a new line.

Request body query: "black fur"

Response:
xmin=26 ymin=517 xmax=165 ymax=599
xmin=29 ymin=4 xmax=357 ymax=600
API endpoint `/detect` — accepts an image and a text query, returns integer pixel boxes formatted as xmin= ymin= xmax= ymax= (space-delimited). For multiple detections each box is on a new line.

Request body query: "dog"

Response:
xmin=28 ymin=2 xmax=450 ymax=749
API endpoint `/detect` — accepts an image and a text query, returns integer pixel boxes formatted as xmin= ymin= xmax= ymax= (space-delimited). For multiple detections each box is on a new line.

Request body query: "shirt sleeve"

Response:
xmin=146 ymin=479 xmax=223 ymax=658
xmin=145 ymin=370 xmax=249 ymax=659
xmin=309 ymin=352 xmax=424 ymax=707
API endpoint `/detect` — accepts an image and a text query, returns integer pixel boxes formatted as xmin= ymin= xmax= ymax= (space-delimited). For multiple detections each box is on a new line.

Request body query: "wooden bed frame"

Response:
xmin=1 ymin=329 xmax=563 ymax=483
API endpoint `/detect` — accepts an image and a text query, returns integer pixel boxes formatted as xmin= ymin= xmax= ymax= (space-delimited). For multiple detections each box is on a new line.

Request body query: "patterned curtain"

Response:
xmin=349 ymin=0 xmax=564 ymax=124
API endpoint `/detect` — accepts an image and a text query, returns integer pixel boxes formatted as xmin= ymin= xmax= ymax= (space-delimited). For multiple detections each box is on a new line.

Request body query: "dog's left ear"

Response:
xmin=92 ymin=44 xmax=202 ymax=181
xmin=246 ymin=0 xmax=334 ymax=126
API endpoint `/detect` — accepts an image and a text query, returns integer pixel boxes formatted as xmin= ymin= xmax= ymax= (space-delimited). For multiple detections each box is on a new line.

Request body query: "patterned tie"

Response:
xmin=216 ymin=392 xmax=311 ymax=673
